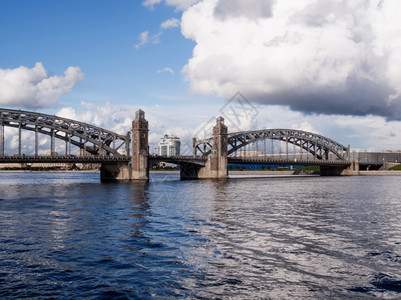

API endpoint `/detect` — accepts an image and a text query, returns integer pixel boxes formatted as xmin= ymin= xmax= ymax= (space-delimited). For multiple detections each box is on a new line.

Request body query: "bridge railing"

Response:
xmin=350 ymin=151 xmax=401 ymax=164
xmin=228 ymin=156 xmax=350 ymax=166
xmin=0 ymin=154 xmax=130 ymax=163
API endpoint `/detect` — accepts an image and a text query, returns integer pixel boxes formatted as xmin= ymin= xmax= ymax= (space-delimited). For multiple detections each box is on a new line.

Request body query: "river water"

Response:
xmin=0 ymin=172 xmax=401 ymax=299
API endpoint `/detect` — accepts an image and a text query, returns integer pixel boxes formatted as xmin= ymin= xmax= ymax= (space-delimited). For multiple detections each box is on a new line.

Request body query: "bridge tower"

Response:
xmin=131 ymin=109 xmax=149 ymax=180
xmin=181 ymin=116 xmax=228 ymax=179
xmin=207 ymin=116 xmax=228 ymax=178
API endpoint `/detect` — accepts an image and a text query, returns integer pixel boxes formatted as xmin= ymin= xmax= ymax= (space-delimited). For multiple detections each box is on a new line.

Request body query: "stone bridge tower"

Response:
xmin=209 ymin=116 xmax=228 ymax=178
xmin=196 ymin=116 xmax=228 ymax=179
xmin=131 ymin=109 xmax=149 ymax=180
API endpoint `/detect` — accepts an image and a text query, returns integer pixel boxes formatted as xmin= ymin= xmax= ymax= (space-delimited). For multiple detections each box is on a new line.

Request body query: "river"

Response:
xmin=0 ymin=172 xmax=401 ymax=299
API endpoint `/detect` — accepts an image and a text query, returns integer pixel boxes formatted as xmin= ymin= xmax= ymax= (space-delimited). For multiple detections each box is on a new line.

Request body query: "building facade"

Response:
xmin=158 ymin=134 xmax=180 ymax=157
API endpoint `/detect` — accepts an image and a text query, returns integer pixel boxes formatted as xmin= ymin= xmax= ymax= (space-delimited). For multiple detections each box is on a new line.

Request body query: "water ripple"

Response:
xmin=0 ymin=173 xmax=401 ymax=298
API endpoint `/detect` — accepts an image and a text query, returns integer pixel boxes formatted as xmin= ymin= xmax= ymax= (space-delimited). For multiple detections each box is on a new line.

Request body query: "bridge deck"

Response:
xmin=0 ymin=154 xmax=352 ymax=167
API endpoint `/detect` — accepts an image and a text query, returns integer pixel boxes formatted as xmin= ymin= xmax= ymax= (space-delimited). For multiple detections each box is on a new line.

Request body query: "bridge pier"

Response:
xmin=180 ymin=163 xmax=204 ymax=180
xmin=100 ymin=109 xmax=149 ymax=181
xmin=322 ymin=160 xmax=359 ymax=176
xmin=320 ymin=166 xmax=348 ymax=176
xmin=350 ymin=160 xmax=360 ymax=175
xmin=181 ymin=116 xmax=228 ymax=179
xmin=100 ymin=163 xmax=132 ymax=181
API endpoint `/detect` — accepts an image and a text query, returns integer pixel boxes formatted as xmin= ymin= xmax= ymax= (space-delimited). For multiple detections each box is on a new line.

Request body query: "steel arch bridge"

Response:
xmin=194 ymin=129 xmax=350 ymax=161
xmin=0 ymin=108 xmax=130 ymax=157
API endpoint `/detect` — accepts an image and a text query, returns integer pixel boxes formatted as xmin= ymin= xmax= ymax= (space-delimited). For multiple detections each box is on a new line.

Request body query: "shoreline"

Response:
xmin=353 ymin=170 xmax=401 ymax=176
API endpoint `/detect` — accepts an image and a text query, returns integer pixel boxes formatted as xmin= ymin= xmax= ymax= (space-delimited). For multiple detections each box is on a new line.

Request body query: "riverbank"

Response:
xmin=229 ymin=170 xmax=298 ymax=176
xmin=150 ymin=170 xmax=180 ymax=174
xmin=354 ymin=170 xmax=401 ymax=176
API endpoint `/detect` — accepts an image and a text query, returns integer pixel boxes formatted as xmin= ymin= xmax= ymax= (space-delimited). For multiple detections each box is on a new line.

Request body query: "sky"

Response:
xmin=1 ymin=0 xmax=401 ymax=155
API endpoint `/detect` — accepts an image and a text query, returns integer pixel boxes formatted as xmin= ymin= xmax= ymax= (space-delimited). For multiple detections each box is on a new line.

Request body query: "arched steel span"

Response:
xmin=194 ymin=129 xmax=350 ymax=161
xmin=0 ymin=108 xmax=130 ymax=156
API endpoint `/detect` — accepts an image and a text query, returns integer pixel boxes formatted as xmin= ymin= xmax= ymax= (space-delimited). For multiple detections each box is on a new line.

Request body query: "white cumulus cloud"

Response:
xmin=53 ymin=101 xmax=401 ymax=153
xmin=214 ymin=0 xmax=274 ymax=20
xmin=0 ymin=62 xmax=84 ymax=108
xmin=181 ymin=0 xmax=401 ymax=118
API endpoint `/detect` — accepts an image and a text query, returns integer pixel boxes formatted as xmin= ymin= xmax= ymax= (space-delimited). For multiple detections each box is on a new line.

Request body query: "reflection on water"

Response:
xmin=0 ymin=172 xmax=401 ymax=298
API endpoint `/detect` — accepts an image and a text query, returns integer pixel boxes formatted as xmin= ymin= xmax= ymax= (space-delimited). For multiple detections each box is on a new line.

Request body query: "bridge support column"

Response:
xmin=131 ymin=109 xmax=149 ymax=180
xmin=320 ymin=165 xmax=352 ymax=176
xmin=100 ymin=163 xmax=132 ymax=181
xmin=180 ymin=163 xmax=203 ymax=180
xmin=182 ymin=116 xmax=228 ymax=180
xmin=346 ymin=160 xmax=359 ymax=175
xmin=100 ymin=109 xmax=149 ymax=181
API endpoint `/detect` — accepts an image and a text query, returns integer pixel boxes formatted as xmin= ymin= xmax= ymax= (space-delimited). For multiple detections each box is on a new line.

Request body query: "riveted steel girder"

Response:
xmin=0 ymin=108 xmax=130 ymax=156
xmin=194 ymin=129 xmax=350 ymax=161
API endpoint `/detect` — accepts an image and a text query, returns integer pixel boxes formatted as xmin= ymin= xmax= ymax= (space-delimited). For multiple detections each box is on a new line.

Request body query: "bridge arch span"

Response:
xmin=194 ymin=129 xmax=350 ymax=161
xmin=0 ymin=108 xmax=130 ymax=156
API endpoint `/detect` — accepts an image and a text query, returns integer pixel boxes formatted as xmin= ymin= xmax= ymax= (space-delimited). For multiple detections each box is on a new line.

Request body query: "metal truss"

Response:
xmin=194 ymin=129 xmax=350 ymax=161
xmin=0 ymin=108 xmax=130 ymax=157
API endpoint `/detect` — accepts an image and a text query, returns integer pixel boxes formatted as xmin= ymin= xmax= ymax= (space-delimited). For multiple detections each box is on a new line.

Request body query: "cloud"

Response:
xmin=157 ymin=67 xmax=175 ymax=75
xmin=142 ymin=0 xmax=162 ymax=9
xmin=165 ymin=0 xmax=200 ymax=10
xmin=55 ymin=102 xmax=203 ymax=154
xmin=135 ymin=31 xmax=162 ymax=49
xmin=181 ymin=0 xmax=401 ymax=118
xmin=0 ymin=62 xmax=84 ymax=108
xmin=135 ymin=31 xmax=150 ymax=49
xmin=54 ymin=101 xmax=401 ymax=154
xmin=0 ymin=99 xmax=393 ymax=155
xmin=161 ymin=17 xmax=180 ymax=29
xmin=143 ymin=0 xmax=200 ymax=10
xmin=214 ymin=0 xmax=274 ymax=20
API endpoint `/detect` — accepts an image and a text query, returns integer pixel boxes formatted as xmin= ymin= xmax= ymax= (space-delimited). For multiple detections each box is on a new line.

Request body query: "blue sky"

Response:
xmin=1 ymin=0 xmax=401 ymax=153
xmin=0 ymin=0 xmax=197 ymax=107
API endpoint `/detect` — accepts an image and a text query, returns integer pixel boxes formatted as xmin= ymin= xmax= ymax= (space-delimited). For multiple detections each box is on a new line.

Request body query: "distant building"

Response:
xmin=158 ymin=134 xmax=180 ymax=157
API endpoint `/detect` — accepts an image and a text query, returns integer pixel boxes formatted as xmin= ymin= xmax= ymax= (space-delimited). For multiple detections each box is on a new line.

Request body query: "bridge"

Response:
xmin=0 ymin=107 xmax=396 ymax=180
